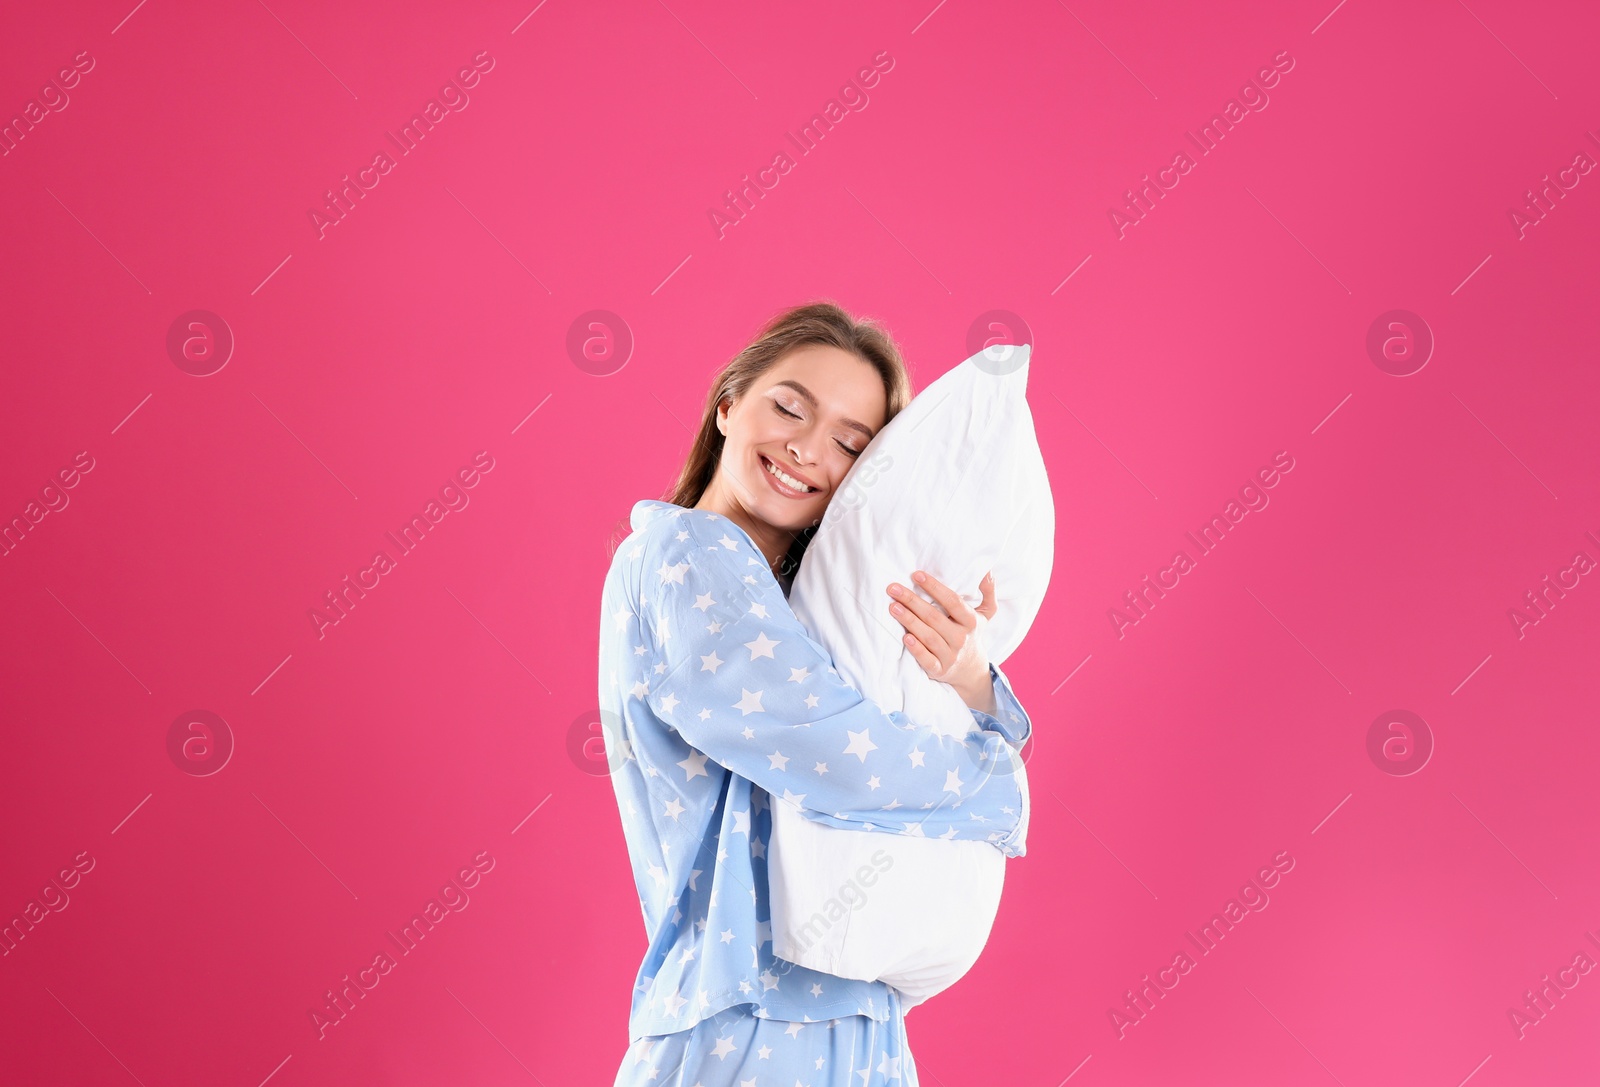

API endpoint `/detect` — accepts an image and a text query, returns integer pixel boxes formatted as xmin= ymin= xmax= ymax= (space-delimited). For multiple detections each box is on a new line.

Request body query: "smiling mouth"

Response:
xmin=759 ymin=454 xmax=819 ymax=495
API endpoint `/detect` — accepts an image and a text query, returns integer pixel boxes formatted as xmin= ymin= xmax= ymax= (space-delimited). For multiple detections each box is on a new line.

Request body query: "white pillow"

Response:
xmin=767 ymin=342 xmax=1054 ymax=1008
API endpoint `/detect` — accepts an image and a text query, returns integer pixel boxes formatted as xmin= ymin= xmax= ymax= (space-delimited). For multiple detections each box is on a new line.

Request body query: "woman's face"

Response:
xmin=715 ymin=344 xmax=888 ymax=533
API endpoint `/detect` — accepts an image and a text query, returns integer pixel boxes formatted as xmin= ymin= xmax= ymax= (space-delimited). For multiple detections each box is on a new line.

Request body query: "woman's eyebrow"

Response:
xmin=772 ymin=379 xmax=877 ymax=440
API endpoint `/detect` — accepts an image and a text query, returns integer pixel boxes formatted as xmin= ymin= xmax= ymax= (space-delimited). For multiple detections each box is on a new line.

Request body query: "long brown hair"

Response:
xmin=613 ymin=301 xmax=913 ymax=574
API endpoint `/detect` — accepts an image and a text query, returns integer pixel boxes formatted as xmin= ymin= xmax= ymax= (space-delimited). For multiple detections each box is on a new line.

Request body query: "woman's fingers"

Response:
xmin=886 ymin=578 xmax=956 ymax=645
xmin=887 ymin=591 xmax=952 ymax=669
xmin=977 ymin=570 xmax=997 ymax=621
xmin=886 ymin=571 xmax=997 ymax=691
xmin=886 ymin=571 xmax=989 ymax=674
xmin=900 ymin=632 xmax=943 ymax=677
xmin=913 ymin=571 xmax=974 ymax=628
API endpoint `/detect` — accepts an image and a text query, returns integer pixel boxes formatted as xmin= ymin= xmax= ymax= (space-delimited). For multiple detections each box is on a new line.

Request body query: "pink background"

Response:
xmin=4 ymin=0 xmax=1599 ymax=1083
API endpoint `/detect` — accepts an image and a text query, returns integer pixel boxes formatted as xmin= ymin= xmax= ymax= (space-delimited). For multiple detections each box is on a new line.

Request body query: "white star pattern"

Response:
xmin=843 ymin=729 xmax=878 ymax=762
xmin=744 ymin=631 xmax=779 ymax=659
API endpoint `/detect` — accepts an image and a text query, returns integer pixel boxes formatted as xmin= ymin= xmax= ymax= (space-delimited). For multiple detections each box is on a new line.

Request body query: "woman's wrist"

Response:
xmin=955 ymin=665 xmax=998 ymax=716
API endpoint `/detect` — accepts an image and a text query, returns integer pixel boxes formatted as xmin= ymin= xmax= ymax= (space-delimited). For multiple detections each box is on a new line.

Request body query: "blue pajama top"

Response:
xmin=598 ymin=499 xmax=1033 ymax=1043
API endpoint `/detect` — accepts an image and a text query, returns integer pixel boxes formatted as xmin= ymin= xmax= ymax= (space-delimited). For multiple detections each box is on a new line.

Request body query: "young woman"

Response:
xmin=599 ymin=302 xmax=1034 ymax=1085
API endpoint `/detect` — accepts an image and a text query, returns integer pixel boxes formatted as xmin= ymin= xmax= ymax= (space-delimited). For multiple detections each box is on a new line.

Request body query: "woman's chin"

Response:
xmin=759 ymin=503 xmax=821 ymax=538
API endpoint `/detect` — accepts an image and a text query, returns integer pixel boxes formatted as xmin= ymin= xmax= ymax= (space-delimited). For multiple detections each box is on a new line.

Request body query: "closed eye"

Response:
xmin=773 ymin=401 xmax=861 ymax=458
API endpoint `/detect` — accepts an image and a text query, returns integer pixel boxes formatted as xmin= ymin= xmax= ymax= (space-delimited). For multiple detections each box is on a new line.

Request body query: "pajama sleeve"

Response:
xmin=637 ymin=514 xmax=1028 ymax=857
xmin=973 ymin=662 xmax=1033 ymax=748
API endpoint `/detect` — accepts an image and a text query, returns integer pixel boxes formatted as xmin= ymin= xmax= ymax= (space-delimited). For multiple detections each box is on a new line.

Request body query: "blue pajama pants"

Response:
xmin=613 ymin=991 xmax=916 ymax=1086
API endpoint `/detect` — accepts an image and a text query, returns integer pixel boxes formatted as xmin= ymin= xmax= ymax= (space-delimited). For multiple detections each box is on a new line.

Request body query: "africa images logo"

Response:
xmin=1107 ymin=51 xmax=1297 ymax=239
xmin=308 ymin=51 xmax=496 ymax=240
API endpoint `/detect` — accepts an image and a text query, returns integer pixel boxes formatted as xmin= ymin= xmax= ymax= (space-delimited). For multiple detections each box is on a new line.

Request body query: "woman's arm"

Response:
xmin=633 ymin=511 xmax=1026 ymax=856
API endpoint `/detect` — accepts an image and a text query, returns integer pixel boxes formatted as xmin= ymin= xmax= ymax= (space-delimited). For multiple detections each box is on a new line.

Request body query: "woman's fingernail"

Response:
xmin=912 ymin=571 xmax=926 ymax=583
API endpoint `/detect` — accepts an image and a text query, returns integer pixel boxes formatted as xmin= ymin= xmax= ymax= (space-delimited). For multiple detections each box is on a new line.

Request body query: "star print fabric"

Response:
xmin=598 ymin=499 xmax=1032 ymax=1048
xmin=614 ymin=986 xmax=917 ymax=1086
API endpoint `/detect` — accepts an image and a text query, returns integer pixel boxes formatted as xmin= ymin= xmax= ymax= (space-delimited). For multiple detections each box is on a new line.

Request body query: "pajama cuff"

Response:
xmin=975 ymin=662 xmax=1031 ymax=859
xmin=970 ymin=662 xmax=1032 ymax=748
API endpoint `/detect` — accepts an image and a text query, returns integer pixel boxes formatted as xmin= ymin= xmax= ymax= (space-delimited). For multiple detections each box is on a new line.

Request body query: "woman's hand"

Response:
xmin=885 ymin=570 xmax=999 ymax=714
